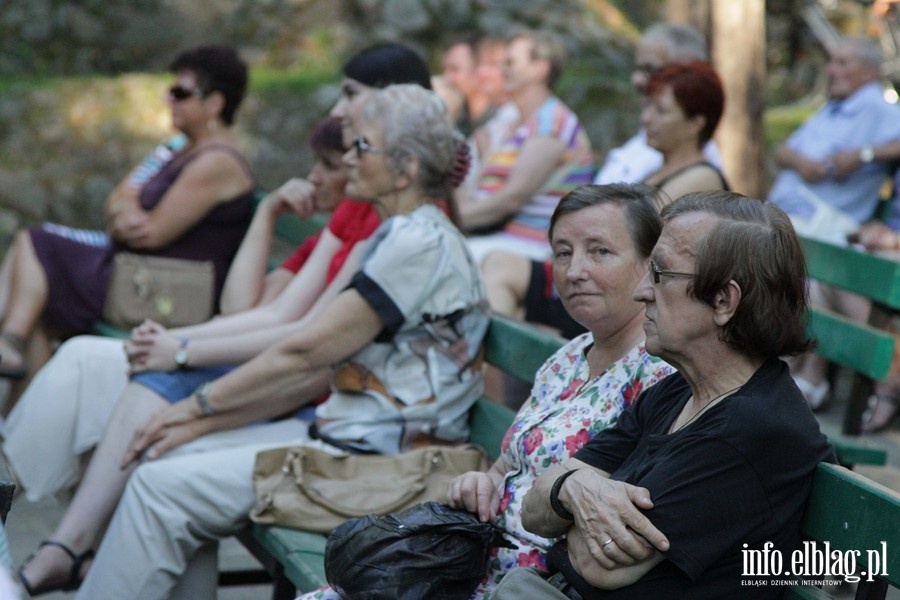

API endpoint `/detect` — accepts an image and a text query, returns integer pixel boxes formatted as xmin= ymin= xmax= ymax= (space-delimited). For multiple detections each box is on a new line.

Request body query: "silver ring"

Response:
xmin=602 ymin=538 xmax=615 ymax=547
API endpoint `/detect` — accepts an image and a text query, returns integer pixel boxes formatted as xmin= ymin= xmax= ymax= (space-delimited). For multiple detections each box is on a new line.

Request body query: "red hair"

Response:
xmin=646 ymin=60 xmax=724 ymax=147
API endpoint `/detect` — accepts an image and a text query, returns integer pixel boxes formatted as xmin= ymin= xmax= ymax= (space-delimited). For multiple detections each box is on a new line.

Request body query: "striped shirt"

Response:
xmin=476 ymin=96 xmax=595 ymax=244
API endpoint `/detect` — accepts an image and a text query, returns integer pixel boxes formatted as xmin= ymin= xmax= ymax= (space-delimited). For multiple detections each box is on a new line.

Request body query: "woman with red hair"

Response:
xmin=642 ymin=60 xmax=728 ymax=205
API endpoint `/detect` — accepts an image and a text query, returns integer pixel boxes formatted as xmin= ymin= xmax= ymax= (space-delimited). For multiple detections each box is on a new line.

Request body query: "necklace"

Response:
xmin=671 ymin=385 xmax=742 ymax=433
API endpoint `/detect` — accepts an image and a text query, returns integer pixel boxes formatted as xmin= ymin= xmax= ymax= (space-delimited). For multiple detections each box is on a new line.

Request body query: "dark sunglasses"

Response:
xmin=169 ymin=85 xmax=201 ymax=101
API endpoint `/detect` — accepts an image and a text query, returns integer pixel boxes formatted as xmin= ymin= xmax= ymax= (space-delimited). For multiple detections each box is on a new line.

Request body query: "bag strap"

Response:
xmin=291 ymin=448 xmax=436 ymax=517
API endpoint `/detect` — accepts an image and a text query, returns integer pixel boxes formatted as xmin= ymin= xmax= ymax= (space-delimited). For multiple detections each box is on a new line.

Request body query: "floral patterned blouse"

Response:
xmin=294 ymin=332 xmax=673 ymax=600
xmin=473 ymin=332 xmax=673 ymax=598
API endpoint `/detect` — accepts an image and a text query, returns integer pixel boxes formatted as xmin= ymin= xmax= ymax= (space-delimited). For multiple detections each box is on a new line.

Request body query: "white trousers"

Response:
xmin=2 ymin=336 xmax=128 ymax=501
xmin=75 ymin=418 xmax=321 ymax=600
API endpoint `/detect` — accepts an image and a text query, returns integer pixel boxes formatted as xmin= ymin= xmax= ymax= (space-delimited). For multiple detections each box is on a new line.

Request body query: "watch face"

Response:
xmin=861 ymin=147 xmax=875 ymax=163
xmin=175 ymin=348 xmax=188 ymax=367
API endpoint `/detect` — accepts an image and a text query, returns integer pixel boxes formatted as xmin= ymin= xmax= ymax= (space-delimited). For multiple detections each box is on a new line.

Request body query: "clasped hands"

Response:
xmin=795 ymin=149 xmax=869 ymax=183
xmin=124 ymin=319 xmax=180 ymax=374
xmin=121 ymin=320 xmax=206 ymax=468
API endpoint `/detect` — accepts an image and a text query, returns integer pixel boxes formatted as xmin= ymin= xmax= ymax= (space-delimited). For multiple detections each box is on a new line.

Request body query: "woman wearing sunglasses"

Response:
xmin=24 ymin=84 xmax=485 ymax=600
xmin=10 ymin=46 xmax=440 ymax=595
xmin=0 ymin=44 xmax=255 ymax=407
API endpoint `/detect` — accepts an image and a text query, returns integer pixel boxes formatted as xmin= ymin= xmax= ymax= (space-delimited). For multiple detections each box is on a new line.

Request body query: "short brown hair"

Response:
xmin=510 ymin=30 xmax=566 ymax=89
xmin=549 ymin=183 xmax=664 ymax=259
xmin=662 ymin=191 xmax=812 ymax=358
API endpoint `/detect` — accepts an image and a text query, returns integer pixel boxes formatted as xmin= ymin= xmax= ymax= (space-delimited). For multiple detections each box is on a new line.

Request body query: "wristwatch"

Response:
xmin=859 ymin=146 xmax=875 ymax=164
xmin=174 ymin=337 xmax=190 ymax=369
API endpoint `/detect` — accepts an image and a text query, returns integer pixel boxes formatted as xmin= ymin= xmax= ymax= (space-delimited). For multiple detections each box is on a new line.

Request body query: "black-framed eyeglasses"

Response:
xmin=169 ymin=85 xmax=202 ymax=102
xmin=352 ymin=136 xmax=387 ymax=158
xmin=649 ymin=259 xmax=694 ymax=284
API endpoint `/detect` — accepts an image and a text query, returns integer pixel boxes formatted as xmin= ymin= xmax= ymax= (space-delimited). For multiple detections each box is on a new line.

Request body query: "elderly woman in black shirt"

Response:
xmin=497 ymin=191 xmax=834 ymax=600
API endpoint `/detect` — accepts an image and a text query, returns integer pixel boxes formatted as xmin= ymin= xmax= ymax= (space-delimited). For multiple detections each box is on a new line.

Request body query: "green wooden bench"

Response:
xmin=799 ymin=235 xmax=900 ymax=436
xmin=229 ymin=315 xmax=888 ymax=598
xmin=782 ymin=462 xmax=900 ymax=600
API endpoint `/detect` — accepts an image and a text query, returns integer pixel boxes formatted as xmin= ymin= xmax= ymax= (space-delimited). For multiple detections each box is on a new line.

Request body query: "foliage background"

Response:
xmin=0 ymin=0 xmax=852 ymax=238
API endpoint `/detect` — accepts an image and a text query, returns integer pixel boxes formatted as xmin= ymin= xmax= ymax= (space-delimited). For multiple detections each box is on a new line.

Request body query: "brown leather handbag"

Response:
xmin=249 ymin=444 xmax=489 ymax=533
xmin=103 ymin=253 xmax=214 ymax=329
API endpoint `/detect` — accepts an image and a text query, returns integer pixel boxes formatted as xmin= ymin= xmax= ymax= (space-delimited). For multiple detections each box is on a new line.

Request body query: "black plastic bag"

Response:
xmin=324 ymin=501 xmax=517 ymax=600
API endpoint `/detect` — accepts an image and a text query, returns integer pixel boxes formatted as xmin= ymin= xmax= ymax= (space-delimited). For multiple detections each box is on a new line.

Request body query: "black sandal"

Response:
xmin=0 ymin=331 xmax=27 ymax=379
xmin=17 ymin=540 xmax=95 ymax=596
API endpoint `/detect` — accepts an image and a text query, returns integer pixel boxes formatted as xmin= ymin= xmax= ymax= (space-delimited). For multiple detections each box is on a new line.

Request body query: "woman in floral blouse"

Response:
xmin=449 ymin=183 xmax=675 ymax=598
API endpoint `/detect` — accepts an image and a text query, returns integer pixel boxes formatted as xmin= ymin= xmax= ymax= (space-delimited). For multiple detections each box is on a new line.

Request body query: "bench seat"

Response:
xmin=238 ymin=315 xmax=888 ymax=597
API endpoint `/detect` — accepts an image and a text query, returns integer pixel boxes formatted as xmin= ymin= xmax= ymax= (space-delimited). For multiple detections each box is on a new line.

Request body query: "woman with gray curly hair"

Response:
xmin=25 ymin=84 xmax=489 ymax=600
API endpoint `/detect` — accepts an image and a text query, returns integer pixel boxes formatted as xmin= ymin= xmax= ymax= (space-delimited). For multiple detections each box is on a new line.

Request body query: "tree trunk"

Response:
xmin=667 ymin=0 xmax=711 ymax=36
xmin=711 ymin=0 xmax=767 ymax=197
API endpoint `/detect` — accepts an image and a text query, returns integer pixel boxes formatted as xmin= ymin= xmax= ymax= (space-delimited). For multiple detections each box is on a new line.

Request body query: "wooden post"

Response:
xmin=667 ymin=0 xmax=711 ymax=35
xmin=711 ymin=0 xmax=767 ymax=197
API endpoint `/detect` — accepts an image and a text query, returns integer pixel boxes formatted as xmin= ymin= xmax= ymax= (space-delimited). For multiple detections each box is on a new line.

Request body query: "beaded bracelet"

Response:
xmin=194 ymin=382 xmax=216 ymax=416
xmin=549 ymin=468 xmax=579 ymax=521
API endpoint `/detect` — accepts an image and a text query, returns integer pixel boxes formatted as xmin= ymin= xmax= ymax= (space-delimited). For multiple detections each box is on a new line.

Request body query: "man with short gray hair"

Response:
xmin=769 ymin=36 xmax=900 ymax=411
xmin=769 ymin=36 xmax=900 ymax=226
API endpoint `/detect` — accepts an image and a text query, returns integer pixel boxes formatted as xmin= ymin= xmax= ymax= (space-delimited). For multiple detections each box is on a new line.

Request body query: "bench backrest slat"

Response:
xmin=467 ymin=398 xmax=515 ymax=460
xmin=807 ymin=308 xmax=895 ymax=381
xmin=800 ymin=236 xmax=900 ymax=309
xmin=273 ymin=212 xmax=329 ymax=247
xmin=468 ymin=316 xmax=565 ymax=460
xmin=801 ymin=462 xmax=900 ymax=588
xmin=484 ymin=315 xmax=566 ymax=384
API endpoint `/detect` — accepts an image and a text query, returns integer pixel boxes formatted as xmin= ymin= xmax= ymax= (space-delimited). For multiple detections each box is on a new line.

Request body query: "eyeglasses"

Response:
xmin=169 ymin=85 xmax=202 ymax=102
xmin=649 ymin=260 xmax=694 ymax=284
xmin=352 ymin=136 xmax=387 ymax=158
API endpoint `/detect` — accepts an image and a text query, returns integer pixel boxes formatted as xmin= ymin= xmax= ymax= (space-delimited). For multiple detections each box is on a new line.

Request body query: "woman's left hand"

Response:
xmin=120 ymin=399 xmax=203 ymax=468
